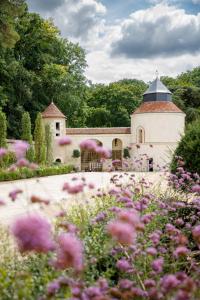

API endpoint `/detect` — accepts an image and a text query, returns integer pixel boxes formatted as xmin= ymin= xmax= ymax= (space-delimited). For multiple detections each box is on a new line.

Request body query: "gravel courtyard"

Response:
xmin=0 ymin=172 xmax=167 ymax=225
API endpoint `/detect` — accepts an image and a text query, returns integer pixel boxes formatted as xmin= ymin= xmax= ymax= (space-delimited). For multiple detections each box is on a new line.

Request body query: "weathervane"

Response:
xmin=156 ymin=70 xmax=159 ymax=79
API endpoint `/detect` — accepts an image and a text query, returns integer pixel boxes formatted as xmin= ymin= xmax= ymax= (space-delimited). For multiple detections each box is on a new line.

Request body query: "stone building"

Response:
xmin=41 ymin=76 xmax=185 ymax=172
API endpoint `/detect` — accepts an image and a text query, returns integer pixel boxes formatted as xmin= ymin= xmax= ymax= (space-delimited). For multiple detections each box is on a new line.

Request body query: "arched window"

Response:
xmin=137 ymin=127 xmax=145 ymax=144
xmin=55 ymin=158 xmax=61 ymax=164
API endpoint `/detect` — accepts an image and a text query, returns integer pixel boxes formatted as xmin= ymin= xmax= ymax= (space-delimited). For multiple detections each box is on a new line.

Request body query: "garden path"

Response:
xmin=0 ymin=172 xmax=167 ymax=225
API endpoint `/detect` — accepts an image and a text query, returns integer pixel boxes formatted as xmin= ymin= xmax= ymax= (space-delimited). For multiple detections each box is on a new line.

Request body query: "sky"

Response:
xmin=26 ymin=0 xmax=200 ymax=83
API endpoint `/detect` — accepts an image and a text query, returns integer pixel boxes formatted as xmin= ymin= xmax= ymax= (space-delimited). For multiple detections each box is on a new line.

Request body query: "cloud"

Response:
xmin=192 ymin=0 xmax=200 ymax=4
xmin=111 ymin=4 xmax=200 ymax=58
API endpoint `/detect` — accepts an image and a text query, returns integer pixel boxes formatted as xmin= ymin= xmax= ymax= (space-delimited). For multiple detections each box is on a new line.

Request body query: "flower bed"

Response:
xmin=0 ymin=172 xmax=200 ymax=299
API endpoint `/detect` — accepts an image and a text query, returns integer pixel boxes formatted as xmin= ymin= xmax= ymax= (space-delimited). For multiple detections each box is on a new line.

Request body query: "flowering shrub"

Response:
xmin=0 ymin=139 xmax=200 ymax=299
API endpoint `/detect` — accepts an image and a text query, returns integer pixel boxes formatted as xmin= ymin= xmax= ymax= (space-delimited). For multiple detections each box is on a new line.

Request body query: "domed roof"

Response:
xmin=42 ymin=102 xmax=66 ymax=119
xmin=143 ymin=77 xmax=172 ymax=95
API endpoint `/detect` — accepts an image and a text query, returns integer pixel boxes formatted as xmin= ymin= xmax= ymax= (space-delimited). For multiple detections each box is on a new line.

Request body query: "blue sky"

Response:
xmin=27 ymin=0 xmax=200 ymax=83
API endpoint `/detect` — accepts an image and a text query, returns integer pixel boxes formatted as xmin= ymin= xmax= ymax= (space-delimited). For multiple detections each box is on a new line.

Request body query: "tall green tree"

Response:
xmin=0 ymin=0 xmax=25 ymax=48
xmin=171 ymin=118 xmax=200 ymax=174
xmin=21 ymin=111 xmax=34 ymax=161
xmin=0 ymin=110 xmax=7 ymax=148
xmin=34 ymin=113 xmax=46 ymax=164
xmin=45 ymin=123 xmax=53 ymax=165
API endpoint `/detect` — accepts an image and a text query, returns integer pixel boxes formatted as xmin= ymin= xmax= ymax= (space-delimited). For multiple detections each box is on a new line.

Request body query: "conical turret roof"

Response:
xmin=42 ymin=102 xmax=66 ymax=119
xmin=143 ymin=77 xmax=172 ymax=95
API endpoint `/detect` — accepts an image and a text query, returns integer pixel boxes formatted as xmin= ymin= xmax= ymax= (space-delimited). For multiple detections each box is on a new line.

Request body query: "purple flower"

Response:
xmin=58 ymin=136 xmax=72 ymax=146
xmin=161 ymin=274 xmax=180 ymax=291
xmin=11 ymin=213 xmax=55 ymax=253
xmin=79 ymin=139 xmax=97 ymax=151
xmin=192 ymin=225 xmax=200 ymax=244
xmin=116 ymin=259 xmax=131 ymax=272
xmin=63 ymin=182 xmax=84 ymax=194
xmin=173 ymin=246 xmax=189 ymax=258
xmin=54 ymin=233 xmax=83 ymax=272
xmin=191 ymin=185 xmax=200 ymax=194
xmin=151 ymin=257 xmax=164 ymax=273
xmin=107 ymin=221 xmax=136 ymax=245
xmin=0 ymin=148 xmax=7 ymax=158
xmin=13 ymin=140 xmax=29 ymax=159
xmin=9 ymin=188 xmax=23 ymax=201
xmin=47 ymin=280 xmax=60 ymax=296
xmin=146 ymin=247 xmax=157 ymax=256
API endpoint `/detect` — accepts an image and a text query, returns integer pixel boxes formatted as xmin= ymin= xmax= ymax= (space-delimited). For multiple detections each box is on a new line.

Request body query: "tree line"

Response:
xmin=0 ymin=0 xmax=200 ymax=140
xmin=0 ymin=109 xmax=53 ymax=166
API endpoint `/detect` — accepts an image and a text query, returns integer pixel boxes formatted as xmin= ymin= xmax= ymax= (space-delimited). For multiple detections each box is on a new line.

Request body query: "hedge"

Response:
xmin=0 ymin=165 xmax=73 ymax=182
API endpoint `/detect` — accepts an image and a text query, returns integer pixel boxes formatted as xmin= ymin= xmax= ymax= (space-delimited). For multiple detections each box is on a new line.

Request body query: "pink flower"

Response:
xmin=0 ymin=198 xmax=5 ymax=206
xmin=191 ymin=185 xmax=200 ymax=194
xmin=95 ymin=146 xmax=111 ymax=159
xmin=0 ymin=148 xmax=7 ymax=158
xmin=192 ymin=225 xmax=200 ymax=244
xmin=79 ymin=140 xmax=97 ymax=151
xmin=151 ymin=257 xmax=164 ymax=273
xmin=107 ymin=221 xmax=136 ymax=245
xmin=47 ymin=280 xmax=60 ymax=296
xmin=16 ymin=158 xmax=29 ymax=168
xmin=63 ymin=182 xmax=84 ymax=194
xmin=173 ymin=246 xmax=189 ymax=258
xmin=53 ymin=233 xmax=83 ymax=272
xmin=146 ymin=247 xmax=157 ymax=256
xmin=116 ymin=259 xmax=131 ymax=272
xmin=13 ymin=140 xmax=29 ymax=159
xmin=58 ymin=136 xmax=72 ymax=146
xmin=11 ymin=213 xmax=55 ymax=253
xmin=9 ymin=188 xmax=23 ymax=201
xmin=161 ymin=274 xmax=180 ymax=291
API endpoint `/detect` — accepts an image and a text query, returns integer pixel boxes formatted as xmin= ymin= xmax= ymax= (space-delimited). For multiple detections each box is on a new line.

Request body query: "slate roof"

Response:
xmin=143 ymin=77 xmax=172 ymax=95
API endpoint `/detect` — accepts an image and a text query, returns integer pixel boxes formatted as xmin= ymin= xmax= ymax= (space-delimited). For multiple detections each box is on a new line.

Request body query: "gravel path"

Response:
xmin=0 ymin=172 xmax=167 ymax=225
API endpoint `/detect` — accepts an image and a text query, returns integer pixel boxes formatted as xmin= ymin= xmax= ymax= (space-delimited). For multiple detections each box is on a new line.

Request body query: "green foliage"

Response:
xmin=0 ymin=0 xmax=25 ymax=48
xmin=21 ymin=111 xmax=34 ymax=161
xmin=72 ymin=149 xmax=80 ymax=158
xmin=0 ymin=164 xmax=73 ymax=182
xmin=85 ymin=79 xmax=147 ymax=127
xmin=123 ymin=147 xmax=130 ymax=159
xmin=0 ymin=109 xmax=7 ymax=148
xmin=34 ymin=113 xmax=46 ymax=164
xmin=162 ymin=67 xmax=200 ymax=124
xmin=45 ymin=123 xmax=53 ymax=165
xmin=171 ymin=118 xmax=200 ymax=174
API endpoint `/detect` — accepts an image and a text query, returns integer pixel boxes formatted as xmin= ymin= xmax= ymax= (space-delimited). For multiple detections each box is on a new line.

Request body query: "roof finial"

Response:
xmin=155 ymin=70 xmax=159 ymax=79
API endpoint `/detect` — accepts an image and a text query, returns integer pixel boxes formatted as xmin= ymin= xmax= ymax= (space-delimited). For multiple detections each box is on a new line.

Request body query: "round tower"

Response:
xmin=41 ymin=102 xmax=66 ymax=163
xmin=131 ymin=76 xmax=185 ymax=171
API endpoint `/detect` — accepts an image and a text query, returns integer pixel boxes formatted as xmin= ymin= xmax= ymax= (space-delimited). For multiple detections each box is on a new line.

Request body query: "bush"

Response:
xmin=0 ymin=165 xmax=73 ymax=182
xmin=123 ymin=147 xmax=130 ymax=159
xmin=72 ymin=149 xmax=80 ymax=158
xmin=171 ymin=118 xmax=200 ymax=174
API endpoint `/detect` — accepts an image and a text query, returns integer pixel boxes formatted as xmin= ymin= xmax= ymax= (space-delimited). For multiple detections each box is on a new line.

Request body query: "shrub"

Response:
xmin=72 ymin=149 xmax=80 ymax=158
xmin=123 ymin=147 xmax=130 ymax=159
xmin=171 ymin=118 xmax=200 ymax=174
xmin=0 ymin=109 xmax=7 ymax=148
xmin=0 ymin=165 xmax=73 ymax=181
xmin=34 ymin=113 xmax=46 ymax=164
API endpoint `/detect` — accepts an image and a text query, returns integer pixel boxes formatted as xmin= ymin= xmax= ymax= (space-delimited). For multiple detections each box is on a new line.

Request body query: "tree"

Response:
xmin=0 ymin=110 xmax=7 ymax=147
xmin=171 ymin=118 xmax=200 ymax=174
xmin=34 ymin=113 xmax=46 ymax=164
xmin=45 ymin=123 xmax=53 ymax=165
xmin=0 ymin=0 xmax=25 ymax=48
xmin=21 ymin=111 xmax=34 ymax=161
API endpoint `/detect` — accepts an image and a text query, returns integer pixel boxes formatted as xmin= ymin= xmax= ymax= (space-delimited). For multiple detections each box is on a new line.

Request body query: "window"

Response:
xmin=56 ymin=122 xmax=60 ymax=130
xmin=137 ymin=128 xmax=145 ymax=143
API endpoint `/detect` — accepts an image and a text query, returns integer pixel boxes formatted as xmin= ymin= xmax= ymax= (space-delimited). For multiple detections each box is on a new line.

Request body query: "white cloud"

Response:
xmin=43 ymin=0 xmax=107 ymax=46
xmin=111 ymin=3 xmax=200 ymax=58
